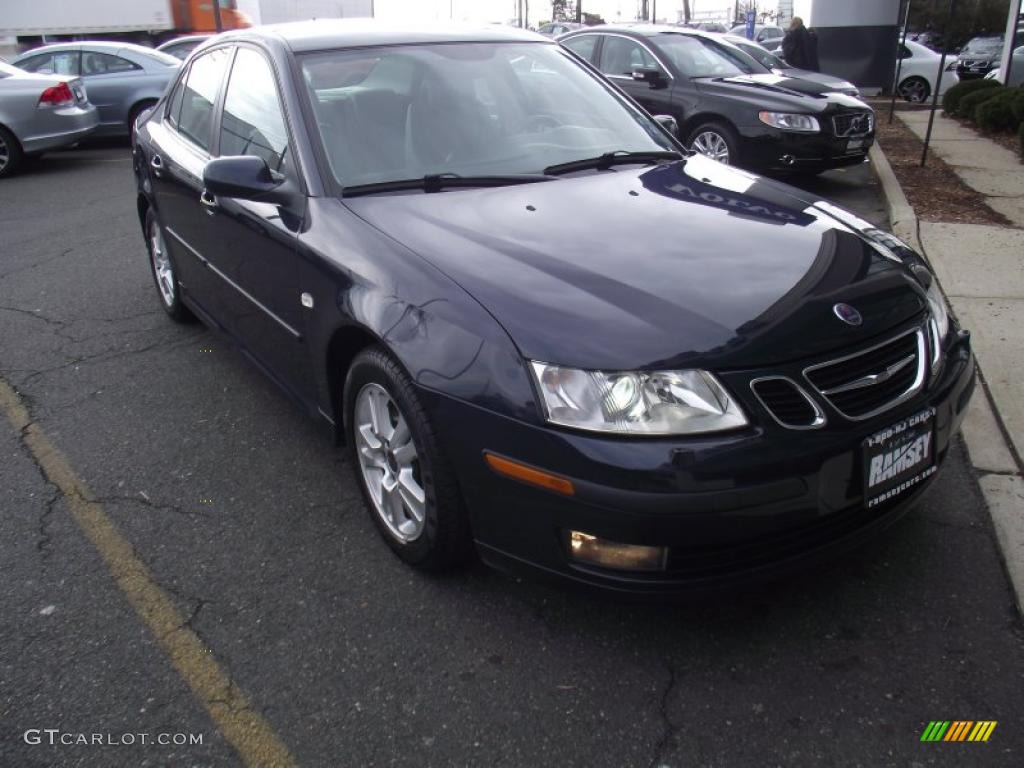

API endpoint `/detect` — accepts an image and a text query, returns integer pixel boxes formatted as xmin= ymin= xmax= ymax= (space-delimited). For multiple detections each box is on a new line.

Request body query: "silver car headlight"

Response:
xmin=529 ymin=363 xmax=748 ymax=435
xmin=758 ymin=111 xmax=820 ymax=132
xmin=912 ymin=265 xmax=951 ymax=372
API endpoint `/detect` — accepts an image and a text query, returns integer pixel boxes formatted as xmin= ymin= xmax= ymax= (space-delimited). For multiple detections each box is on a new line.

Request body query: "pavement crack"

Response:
xmin=37 ymin=486 xmax=61 ymax=563
xmin=94 ymin=492 xmax=211 ymax=519
xmin=648 ymin=661 xmax=679 ymax=768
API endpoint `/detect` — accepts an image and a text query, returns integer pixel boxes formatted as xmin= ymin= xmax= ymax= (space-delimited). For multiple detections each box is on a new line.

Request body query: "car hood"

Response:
xmin=774 ymin=67 xmax=856 ymax=93
xmin=694 ymin=73 xmax=867 ymax=112
xmin=344 ymin=156 xmax=924 ymax=371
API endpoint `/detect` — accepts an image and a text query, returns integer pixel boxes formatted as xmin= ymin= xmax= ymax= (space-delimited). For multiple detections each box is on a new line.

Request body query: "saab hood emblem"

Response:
xmin=833 ymin=303 xmax=863 ymax=326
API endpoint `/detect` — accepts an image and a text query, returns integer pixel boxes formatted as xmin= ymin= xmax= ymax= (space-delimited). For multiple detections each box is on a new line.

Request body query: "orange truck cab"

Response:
xmin=172 ymin=0 xmax=250 ymax=33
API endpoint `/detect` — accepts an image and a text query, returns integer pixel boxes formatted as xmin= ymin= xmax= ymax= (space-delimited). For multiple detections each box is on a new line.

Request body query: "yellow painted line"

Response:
xmin=0 ymin=378 xmax=297 ymax=768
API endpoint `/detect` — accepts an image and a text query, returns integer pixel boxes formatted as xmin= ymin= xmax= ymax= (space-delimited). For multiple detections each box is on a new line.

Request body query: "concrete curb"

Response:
xmin=869 ymin=141 xmax=1024 ymax=615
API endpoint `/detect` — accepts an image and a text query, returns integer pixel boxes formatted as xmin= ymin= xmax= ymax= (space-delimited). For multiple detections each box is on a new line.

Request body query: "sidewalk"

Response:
xmin=872 ymin=109 xmax=1024 ymax=612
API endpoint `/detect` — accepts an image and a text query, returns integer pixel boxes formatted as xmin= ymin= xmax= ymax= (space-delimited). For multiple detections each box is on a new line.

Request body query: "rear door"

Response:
xmin=147 ymin=46 xmax=233 ymax=320
xmin=79 ymin=50 xmax=145 ymax=129
xmin=210 ymin=45 xmax=312 ymax=401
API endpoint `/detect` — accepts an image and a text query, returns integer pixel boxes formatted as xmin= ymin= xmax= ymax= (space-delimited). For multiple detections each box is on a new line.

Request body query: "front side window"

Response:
xmin=220 ymin=47 xmax=289 ymax=172
xmin=656 ymin=35 xmax=767 ymax=78
xmin=300 ymin=42 xmax=673 ymax=188
xmin=177 ymin=47 xmax=230 ymax=151
xmin=82 ymin=52 xmax=140 ymax=75
xmin=598 ymin=36 xmax=661 ymax=77
xmin=18 ymin=51 xmax=80 ymax=76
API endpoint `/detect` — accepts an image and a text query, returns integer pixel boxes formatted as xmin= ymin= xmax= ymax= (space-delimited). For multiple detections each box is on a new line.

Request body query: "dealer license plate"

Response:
xmin=847 ymin=138 xmax=865 ymax=151
xmin=862 ymin=408 xmax=936 ymax=508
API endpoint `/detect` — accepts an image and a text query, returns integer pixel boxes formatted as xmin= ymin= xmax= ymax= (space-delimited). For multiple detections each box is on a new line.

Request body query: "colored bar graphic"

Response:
xmin=921 ymin=720 xmax=997 ymax=742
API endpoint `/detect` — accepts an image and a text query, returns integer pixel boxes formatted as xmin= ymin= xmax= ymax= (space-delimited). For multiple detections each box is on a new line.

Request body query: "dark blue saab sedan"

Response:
xmin=132 ymin=21 xmax=975 ymax=595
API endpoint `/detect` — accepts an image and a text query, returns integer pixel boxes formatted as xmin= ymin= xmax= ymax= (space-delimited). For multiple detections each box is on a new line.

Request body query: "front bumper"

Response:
xmin=20 ymin=104 xmax=100 ymax=154
xmin=426 ymin=328 xmax=974 ymax=597
xmin=738 ymin=124 xmax=874 ymax=173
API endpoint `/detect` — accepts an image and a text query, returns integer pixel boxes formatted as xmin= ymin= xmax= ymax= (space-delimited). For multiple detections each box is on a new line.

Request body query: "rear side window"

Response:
xmin=563 ymin=35 xmax=599 ymax=64
xmin=82 ymin=52 xmax=140 ymax=75
xmin=219 ymin=47 xmax=290 ymax=172
xmin=177 ymin=47 xmax=230 ymax=152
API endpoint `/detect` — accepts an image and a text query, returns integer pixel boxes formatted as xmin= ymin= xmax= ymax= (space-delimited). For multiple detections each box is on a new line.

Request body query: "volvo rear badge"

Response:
xmin=833 ymin=303 xmax=863 ymax=326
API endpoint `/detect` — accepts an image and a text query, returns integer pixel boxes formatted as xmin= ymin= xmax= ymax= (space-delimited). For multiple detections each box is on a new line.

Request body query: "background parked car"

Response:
xmin=984 ymin=45 xmax=1024 ymax=87
xmin=156 ymin=34 xmax=211 ymax=61
xmin=895 ymin=39 xmax=959 ymax=102
xmin=685 ymin=22 xmax=729 ymax=33
xmin=719 ymin=33 xmax=859 ymax=97
xmin=727 ymin=23 xmax=784 ymax=48
xmin=12 ymin=42 xmax=179 ymax=136
xmin=955 ymin=33 xmax=1023 ymax=80
xmin=560 ymin=26 xmax=874 ymax=174
xmin=538 ymin=21 xmax=584 ymax=37
xmin=0 ymin=60 xmax=98 ymax=178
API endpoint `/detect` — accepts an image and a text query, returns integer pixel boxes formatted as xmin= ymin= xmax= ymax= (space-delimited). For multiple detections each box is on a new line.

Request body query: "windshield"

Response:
xmin=300 ymin=42 xmax=674 ymax=188
xmin=962 ymin=37 xmax=1002 ymax=54
xmin=655 ymin=34 xmax=768 ymax=77
xmin=733 ymin=41 xmax=784 ymax=69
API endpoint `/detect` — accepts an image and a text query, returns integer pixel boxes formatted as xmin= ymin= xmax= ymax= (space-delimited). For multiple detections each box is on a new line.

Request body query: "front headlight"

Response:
xmin=912 ymin=265 xmax=951 ymax=372
xmin=758 ymin=111 xmax=820 ymax=132
xmin=529 ymin=363 xmax=748 ymax=435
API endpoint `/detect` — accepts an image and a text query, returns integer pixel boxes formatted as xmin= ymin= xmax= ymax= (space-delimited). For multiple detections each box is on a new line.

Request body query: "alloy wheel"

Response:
xmin=149 ymin=220 xmax=175 ymax=307
xmin=0 ymin=134 xmax=9 ymax=174
xmin=691 ymin=131 xmax=731 ymax=163
xmin=354 ymin=382 xmax=426 ymax=542
xmin=900 ymin=79 xmax=928 ymax=103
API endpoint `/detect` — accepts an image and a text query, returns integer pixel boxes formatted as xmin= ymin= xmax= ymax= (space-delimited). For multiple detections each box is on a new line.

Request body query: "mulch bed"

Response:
xmin=868 ymin=100 xmax=1015 ymax=227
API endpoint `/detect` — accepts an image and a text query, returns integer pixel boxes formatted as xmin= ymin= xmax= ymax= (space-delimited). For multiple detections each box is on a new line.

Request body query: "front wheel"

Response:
xmin=344 ymin=346 xmax=472 ymax=571
xmin=688 ymin=121 xmax=739 ymax=165
xmin=898 ymin=76 xmax=930 ymax=103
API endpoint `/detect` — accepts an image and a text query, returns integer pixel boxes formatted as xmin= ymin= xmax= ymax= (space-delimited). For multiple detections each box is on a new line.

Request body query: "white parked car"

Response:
xmin=895 ymin=39 xmax=959 ymax=102
xmin=984 ymin=46 xmax=1024 ymax=88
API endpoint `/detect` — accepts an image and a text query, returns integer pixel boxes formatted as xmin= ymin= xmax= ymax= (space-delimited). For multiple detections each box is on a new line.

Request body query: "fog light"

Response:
xmin=568 ymin=531 xmax=668 ymax=572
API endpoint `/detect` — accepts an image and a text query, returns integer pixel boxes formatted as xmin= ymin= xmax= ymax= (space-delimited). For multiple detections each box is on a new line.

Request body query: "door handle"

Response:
xmin=200 ymin=189 xmax=219 ymax=211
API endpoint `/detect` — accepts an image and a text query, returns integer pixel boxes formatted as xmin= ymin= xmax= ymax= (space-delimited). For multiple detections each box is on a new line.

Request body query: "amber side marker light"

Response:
xmin=569 ymin=531 xmax=669 ymax=572
xmin=484 ymin=452 xmax=575 ymax=496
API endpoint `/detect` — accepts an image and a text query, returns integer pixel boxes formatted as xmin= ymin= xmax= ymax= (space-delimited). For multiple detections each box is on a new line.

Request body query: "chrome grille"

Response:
xmin=804 ymin=328 xmax=926 ymax=420
xmin=750 ymin=377 xmax=825 ymax=429
xmin=832 ymin=111 xmax=874 ymax=138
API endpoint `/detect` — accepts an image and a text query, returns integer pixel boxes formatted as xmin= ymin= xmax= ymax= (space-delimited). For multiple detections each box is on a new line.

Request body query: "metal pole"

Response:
xmin=213 ymin=0 xmax=223 ymax=33
xmin=921 ymin=0 xmax=956 ymax=167
xmin=576 ymin=1 xmax=582 ymax=24
xmin=652 ymin=0 xmax=657 ymax=22
xmin=889 ymin=0 xmax=911 ymax=124
xmin=999 ymin=0 xmax=1022 ymax=85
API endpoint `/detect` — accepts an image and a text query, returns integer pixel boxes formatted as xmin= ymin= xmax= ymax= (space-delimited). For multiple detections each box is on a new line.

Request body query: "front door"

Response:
xmin=209 ymin=45 xmax=312 ymax=403
xmin=595 ymin=35 xmax=676 ymax=118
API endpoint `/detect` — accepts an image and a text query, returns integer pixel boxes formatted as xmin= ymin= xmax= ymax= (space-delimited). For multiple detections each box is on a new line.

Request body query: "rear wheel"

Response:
xmin=0 ymin=125 xmax=25 ymax=179
xmin=144 ymin=208 xmax=193 ymax=322
xmin=898 ymin=76 xmax=930 ymax=103
xmin=344 ymin=346 xmax=472 ymax=571
xmin=688 ymin=121 xmax=739 ymax=165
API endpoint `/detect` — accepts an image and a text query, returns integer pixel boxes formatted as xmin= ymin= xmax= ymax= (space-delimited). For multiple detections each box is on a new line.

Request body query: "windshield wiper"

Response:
xmin=342 ymin=173 xmax=554 ymax=197
xmin=543 ymin=150 xmax=683 ymax=176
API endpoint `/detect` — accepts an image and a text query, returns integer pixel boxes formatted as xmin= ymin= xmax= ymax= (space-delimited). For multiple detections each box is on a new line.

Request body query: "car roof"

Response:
xmin=566 ymin=24 xmax=717 ymax=40
xmin=14 ymin=40 xmax=171 ymax=59
xmin=157 ymin=34 xmax=210 ymax=47
xmin=211 ymin=19 xmax=546 ymax=53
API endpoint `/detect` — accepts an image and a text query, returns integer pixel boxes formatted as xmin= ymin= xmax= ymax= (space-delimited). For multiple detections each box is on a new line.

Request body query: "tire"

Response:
xmin=144 ymin=207 xmax=194 ymax=323
xmin=898 ymin=76 xmax=930 ymax=104
xmin=0 ymin=125 xmax=25 ymax=179
xmin=344 ymin=346 xmax=472 ymax=571
xmin=687 ymin=120 xmax=739 ymax=166
xmin=128 ymin=100 xmax=157 ymax=135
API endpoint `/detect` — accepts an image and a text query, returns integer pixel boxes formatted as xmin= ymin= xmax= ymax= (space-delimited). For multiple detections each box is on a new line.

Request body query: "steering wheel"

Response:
xmin=519 ymin=114 xmax=562 ymax=134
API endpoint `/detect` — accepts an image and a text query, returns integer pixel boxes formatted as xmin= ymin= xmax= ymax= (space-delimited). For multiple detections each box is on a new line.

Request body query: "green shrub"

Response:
xmin=958 ymin=85 xmax=1008 ymax=119
xmin=942 ymin=78 xmax=1000 ymax=114
xmin=976 ymin=89 xmax=1024 ymax=132
xmin=1010 ymin=88 xmax=1024 ymax=123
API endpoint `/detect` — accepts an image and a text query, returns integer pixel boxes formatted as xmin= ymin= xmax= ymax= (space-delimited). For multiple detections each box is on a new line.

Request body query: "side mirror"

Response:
xmin=203 ymin=155 xmax=288 ymax=203
xmin=653 ymin=114 xmax=679 ymax=137
xmin=632 ymin=67 xmax=666 ymax=88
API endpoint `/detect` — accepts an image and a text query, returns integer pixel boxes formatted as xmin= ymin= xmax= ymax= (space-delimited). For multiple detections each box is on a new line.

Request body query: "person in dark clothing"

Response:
xmin=782 ymin=16 xmax=819 ymax=72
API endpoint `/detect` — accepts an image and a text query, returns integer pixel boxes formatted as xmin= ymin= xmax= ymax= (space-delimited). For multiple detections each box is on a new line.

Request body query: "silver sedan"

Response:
xmin=0 ymin=61 xmax=99 ymax=178
xmin=11 ymin=42 xmax=179 ymax=137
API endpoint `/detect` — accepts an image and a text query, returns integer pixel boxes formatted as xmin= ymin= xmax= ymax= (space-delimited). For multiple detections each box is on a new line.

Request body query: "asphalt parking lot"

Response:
xmin=2 ymin=143 xmax=1023 ymax=768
